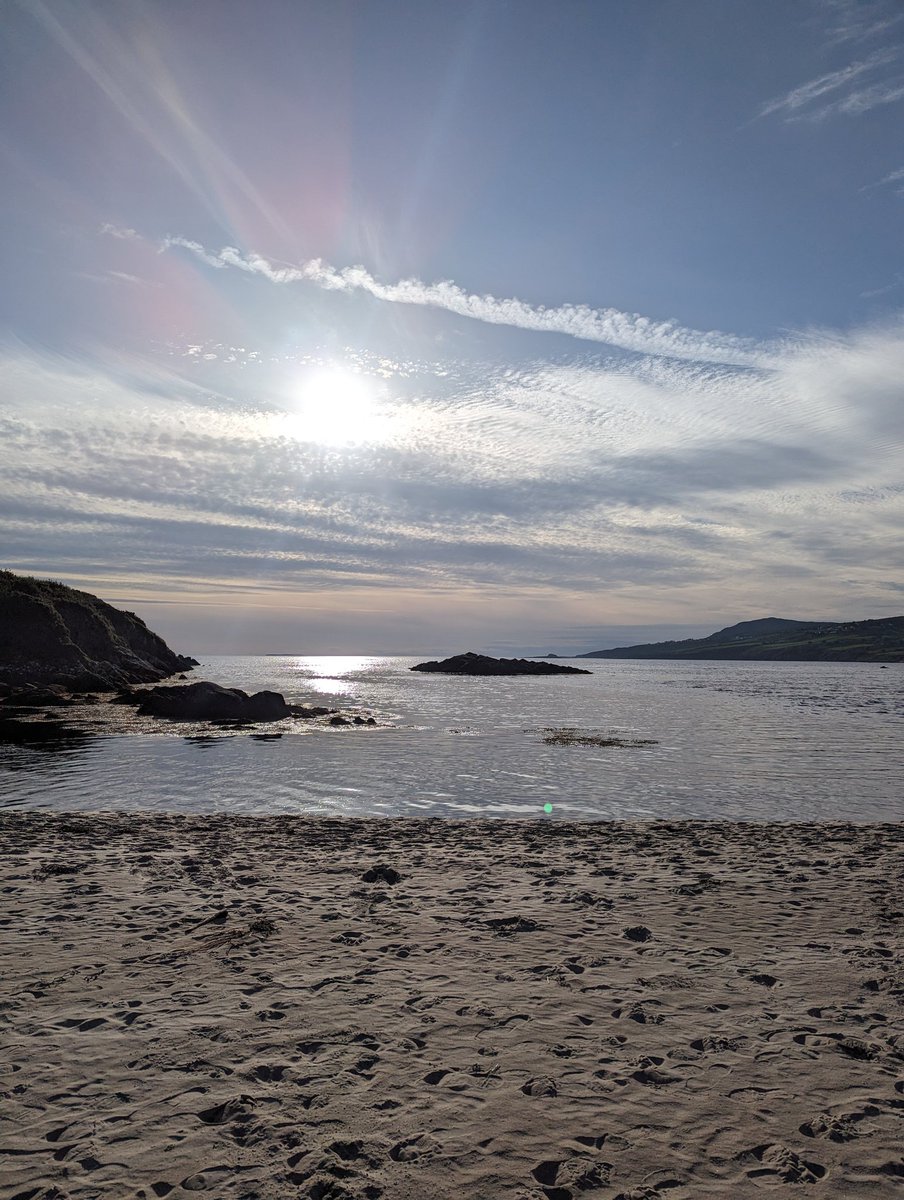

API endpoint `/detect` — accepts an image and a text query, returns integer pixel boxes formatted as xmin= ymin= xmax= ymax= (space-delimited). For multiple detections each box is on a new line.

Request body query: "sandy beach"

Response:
xmin=1 ymin=814 xmax=902 ymax=1199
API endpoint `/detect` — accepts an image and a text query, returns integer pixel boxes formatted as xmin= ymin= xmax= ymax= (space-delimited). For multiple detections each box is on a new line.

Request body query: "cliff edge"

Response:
xmin=0 ymin=570 xmax=198 ymax=691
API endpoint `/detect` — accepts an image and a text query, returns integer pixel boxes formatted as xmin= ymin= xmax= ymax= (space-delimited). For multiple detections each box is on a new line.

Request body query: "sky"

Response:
xmin=1 ymin=0 xmax=903 ymax=655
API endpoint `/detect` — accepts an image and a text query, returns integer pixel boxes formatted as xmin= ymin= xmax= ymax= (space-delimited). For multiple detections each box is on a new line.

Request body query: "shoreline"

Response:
xmin=2 ymin=814 xmax=902 ymax=1198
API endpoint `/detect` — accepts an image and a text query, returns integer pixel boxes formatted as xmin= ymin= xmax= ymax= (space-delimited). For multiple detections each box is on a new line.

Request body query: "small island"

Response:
xmin=411 ymin=651 xmax=591 ymax=676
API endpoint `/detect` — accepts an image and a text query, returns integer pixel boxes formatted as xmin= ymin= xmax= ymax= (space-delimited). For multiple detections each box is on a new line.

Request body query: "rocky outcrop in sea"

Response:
xmin=0 ymin=570 xmax=198 ymax=692
xmin=411 ymin=651 xmax=591 ymax=676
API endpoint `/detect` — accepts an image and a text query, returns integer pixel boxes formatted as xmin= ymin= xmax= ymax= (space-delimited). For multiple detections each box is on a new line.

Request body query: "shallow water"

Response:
xmin=1 ymin=656 xmax=901 ymax=820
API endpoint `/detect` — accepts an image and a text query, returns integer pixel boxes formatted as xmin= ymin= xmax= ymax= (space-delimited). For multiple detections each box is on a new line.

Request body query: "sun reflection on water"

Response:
xmin=292 ymin=655 xmax=390 ymax=695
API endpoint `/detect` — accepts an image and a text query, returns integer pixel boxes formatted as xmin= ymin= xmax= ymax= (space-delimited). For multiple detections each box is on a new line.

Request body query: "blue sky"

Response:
xmin=1 ymin=0 xmax=903 ymax=653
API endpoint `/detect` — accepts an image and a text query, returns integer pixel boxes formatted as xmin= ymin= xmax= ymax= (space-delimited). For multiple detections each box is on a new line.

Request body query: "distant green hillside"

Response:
xmin=581 ymin=616 xmax=904 ymax=662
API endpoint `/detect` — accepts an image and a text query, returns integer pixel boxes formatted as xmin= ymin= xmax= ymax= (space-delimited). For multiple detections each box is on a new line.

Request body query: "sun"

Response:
xmin=288 ymin=366 xmax=384 ymax=446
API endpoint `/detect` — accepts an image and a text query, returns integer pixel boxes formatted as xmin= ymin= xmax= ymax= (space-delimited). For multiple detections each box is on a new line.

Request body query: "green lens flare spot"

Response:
xmin=543 ymin=802 xmax=554 ymax=814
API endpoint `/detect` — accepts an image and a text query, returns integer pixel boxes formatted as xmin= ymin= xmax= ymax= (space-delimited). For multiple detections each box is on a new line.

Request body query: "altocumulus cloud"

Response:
xmin=1 ymin=309 xmax=902 ymax=616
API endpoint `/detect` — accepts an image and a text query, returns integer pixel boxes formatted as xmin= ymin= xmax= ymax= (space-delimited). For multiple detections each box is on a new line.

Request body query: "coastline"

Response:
xmin=2 ymin=814 xmax=902 ymax=1198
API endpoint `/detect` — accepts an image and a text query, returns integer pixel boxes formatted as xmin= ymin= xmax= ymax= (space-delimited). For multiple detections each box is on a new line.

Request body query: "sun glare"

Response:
xmin=287 ymin=367 xmax=385 ymax=446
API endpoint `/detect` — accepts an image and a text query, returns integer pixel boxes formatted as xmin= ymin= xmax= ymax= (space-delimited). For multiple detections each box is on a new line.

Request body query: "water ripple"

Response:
xmin=1 ymin=656 xmax=901 ymax=820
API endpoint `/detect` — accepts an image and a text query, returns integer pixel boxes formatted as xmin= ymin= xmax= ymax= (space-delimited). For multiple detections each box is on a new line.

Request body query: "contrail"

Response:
xmin=159 ymin=235 xmax=768 ymax=368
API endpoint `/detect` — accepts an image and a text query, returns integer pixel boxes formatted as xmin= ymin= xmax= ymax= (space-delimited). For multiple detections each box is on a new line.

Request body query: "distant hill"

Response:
xmin=580 ymin=616 xmax=904 ymax=663
xmin=0 ymin=570 xmax=198 ymax=690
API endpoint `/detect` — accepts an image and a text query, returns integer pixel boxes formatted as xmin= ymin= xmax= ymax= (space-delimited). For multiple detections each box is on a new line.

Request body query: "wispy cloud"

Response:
xmin=827 ymin=78 xmax=904 ymax=117
xmin=860 ymin=274 xmax=904 ymax=299
xmin=759 ymin=47 xmax=903 ymax=120
xmin=863 ymin=165 xmax=904 ymax=194
xmin=2 ymin=313 xmax=902 ymax=621
xmin=107 ymin=270 xmax=156 ymax=286
xmin=99 ymin=223 xmax=141 ymax=240
xmin=156 ymin=235 xmax=765 ymax=368
xmin=81 ymin=267 xmax=160 ymax=288
xmin=819 ymin=0 xmax=904 ymax=46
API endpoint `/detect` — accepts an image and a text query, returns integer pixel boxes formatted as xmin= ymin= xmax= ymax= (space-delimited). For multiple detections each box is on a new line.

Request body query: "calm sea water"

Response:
xmin=1 ymin=656 xmax=901 ymax=821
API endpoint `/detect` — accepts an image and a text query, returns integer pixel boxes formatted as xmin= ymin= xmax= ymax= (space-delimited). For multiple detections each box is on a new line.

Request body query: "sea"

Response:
xmin=1 ymin=656 xmax=901 ymax=821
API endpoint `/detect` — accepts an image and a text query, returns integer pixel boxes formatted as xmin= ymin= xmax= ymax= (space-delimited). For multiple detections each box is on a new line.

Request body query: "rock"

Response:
xmin=623 ymin=925 xmax=653 ymax=943
xmin=292 ymin=705 xmax=335 ymax=719
xmin=485 ymin=916 xmax=541 ymax=935
xmin=411 ymin=651 xmax=591 ymax=676
xmin=329 ymin=715 xmax=351 ymax=726
xmin=136 ymin=681 xmax=293 ymax=722
xmin=361 ymin=865 xmax=402 ymax=884
xmin=0 ymin=570 xmax=198 ymax=692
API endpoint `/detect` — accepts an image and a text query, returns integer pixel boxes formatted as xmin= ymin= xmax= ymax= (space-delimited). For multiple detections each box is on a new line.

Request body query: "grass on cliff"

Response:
xmin=1 ymin=570 xmax=73 ymax=597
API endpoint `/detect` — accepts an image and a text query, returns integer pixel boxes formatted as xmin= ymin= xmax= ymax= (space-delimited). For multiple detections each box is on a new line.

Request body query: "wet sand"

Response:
xmin=1 ymin=814 xmax=902 ymax=1199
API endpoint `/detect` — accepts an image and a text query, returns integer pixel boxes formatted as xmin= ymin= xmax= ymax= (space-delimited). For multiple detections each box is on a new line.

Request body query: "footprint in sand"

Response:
xmin=255 ymin=1007 xmax=287 ymax=1021
xmin=289 ymin=1132 xmax=381 ymax=1190
xmin=836 ymin=1036 xmax=880 ymax=1061
xmin=349 ymin=1054 xmax=380 ymax=1079
xmin=531 ymin=1156 xmax=613 ymax=1193
xmin=614 ymin=1191 xmax=661 ymax=1200
xmin=611 ymin=1002 xmax=664 ymax=1025
xmin=521 ymin=1076 xmax=558 ymax=1097
xmin=332 ymin=930 xmax=365 ymax=946
xmin=404 ymin=994 xmax=443 ymax=1011
xmin=632 ymin=1067 xmax=683 ymax=1088
xmin=877 ymin=1162 xmax=904 ymax=1178
xmin=614 ymin=1183 xmax=684 ymax=1200
xmin=423 ymin=1069 xmax=451 ymax=1085
xmin=799 ymin=1113 xmax=865 ymax=1142
xmin=196 ymin=1095 xmax=255 ymax=1125
xmin=562 ymin=891 xmax=613 ymax=909
xmin=389 ymin=1133 xmax=441 ymax=1162
xmin=180 ymin=1166 xmax=233 ymax=1191
xmin=690 ymin=1035 xmax=742 ymax=1053
xmin=744 ymin=1143 xmax=826 ymax=1185
xmin=325 ymin=1139 xmax=371 ymax=1162
xmin=58 ymin=1016 xmax=108 ymax=1031
xmin=251 ymin=1064 xmax=286 ymax=1082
